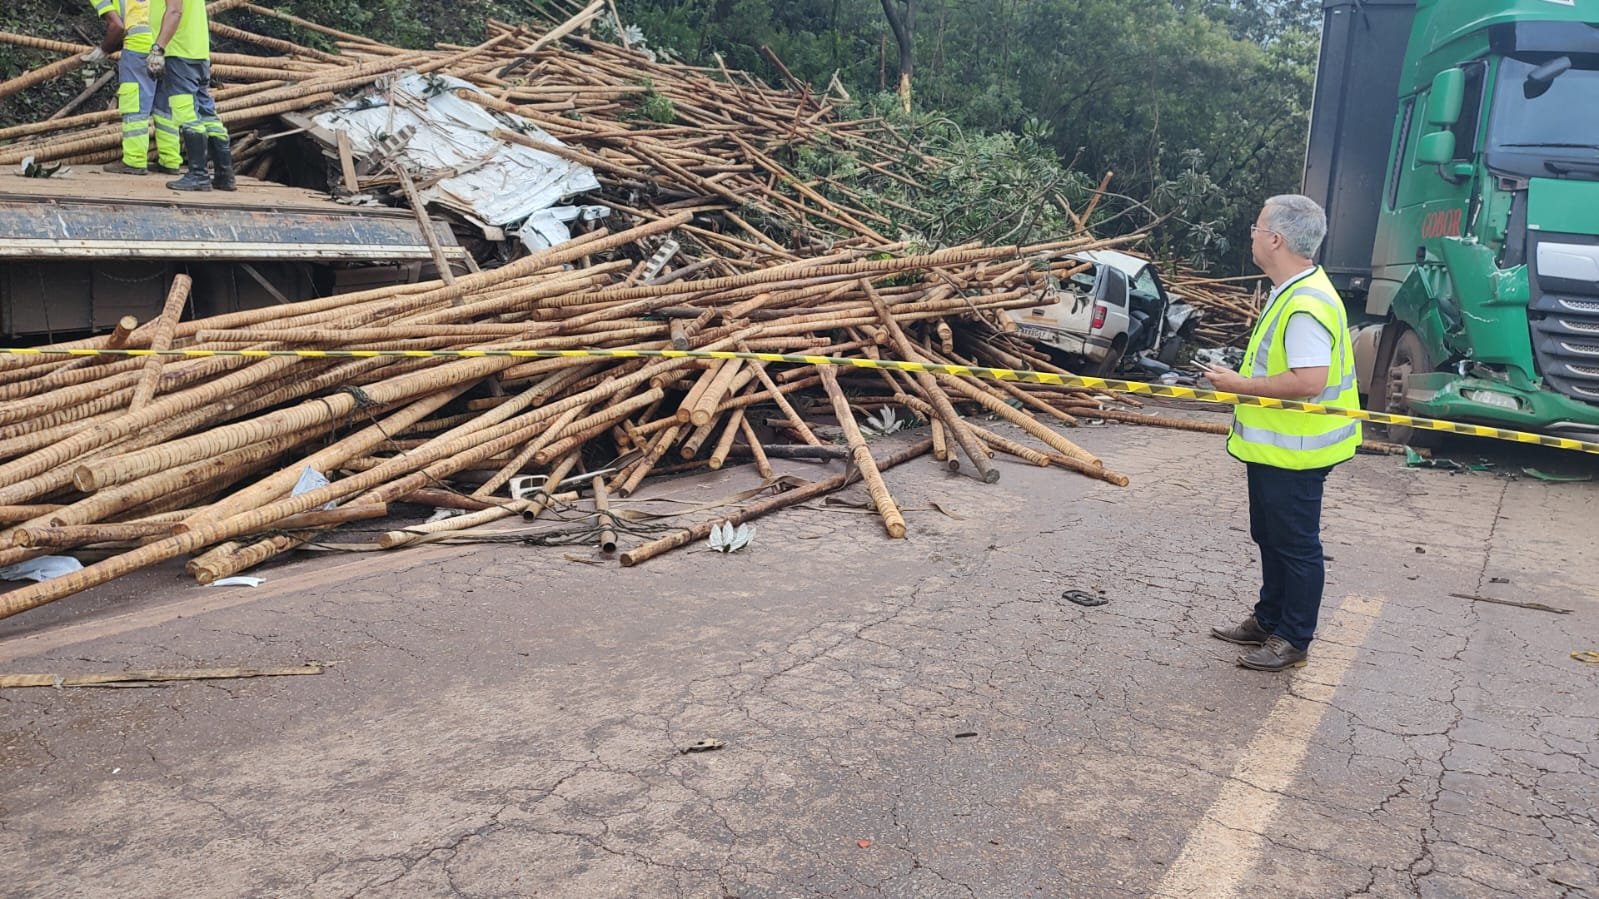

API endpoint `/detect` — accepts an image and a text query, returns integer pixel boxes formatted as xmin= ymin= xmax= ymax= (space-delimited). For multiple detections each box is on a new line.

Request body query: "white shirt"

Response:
xmin=1268 ymin=266 xmax=1333 ymax=370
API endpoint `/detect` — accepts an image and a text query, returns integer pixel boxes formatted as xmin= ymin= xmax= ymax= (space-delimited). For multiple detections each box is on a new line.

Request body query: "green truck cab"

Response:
xmin=1305 ymin=0 xmax=1599 ymax=442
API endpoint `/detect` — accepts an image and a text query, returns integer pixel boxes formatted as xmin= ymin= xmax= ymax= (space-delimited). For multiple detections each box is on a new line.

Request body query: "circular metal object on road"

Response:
xmin=1062 ymin=589 xmax=1109 ymax=607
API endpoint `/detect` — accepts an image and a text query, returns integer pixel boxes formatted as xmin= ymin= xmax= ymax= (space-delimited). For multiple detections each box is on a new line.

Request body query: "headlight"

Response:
xmin=1462 ymin=389 xmax=1522 ymax=411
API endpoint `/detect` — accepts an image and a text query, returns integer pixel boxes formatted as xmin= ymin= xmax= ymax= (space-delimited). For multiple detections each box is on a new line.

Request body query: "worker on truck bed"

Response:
xmin=1201 ymin=194 xmax=1361 ymax=672
xmin=148 ymin=0 xmax=235 ymax=191
xmin=85 ymin=0 xmax=174 ymax=176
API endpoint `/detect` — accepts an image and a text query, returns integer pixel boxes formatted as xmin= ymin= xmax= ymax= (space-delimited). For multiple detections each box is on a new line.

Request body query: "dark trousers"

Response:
xmin=1246 ymin=462 xmax=1331 ymax=650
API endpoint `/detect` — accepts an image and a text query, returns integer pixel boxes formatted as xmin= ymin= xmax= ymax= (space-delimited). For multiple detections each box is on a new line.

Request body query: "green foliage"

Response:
xmin=0 ymin=0 xmax=1323 ymax=274
xmin=786 ymin=93 xmax=1092 ymax=248
xmin=639 ymin=84 xmax=676 ymax=123
xmin=619 ymin=0 xmax=1321 ymax=273
xmin=0 ymin=1 xmax=111 ymax=128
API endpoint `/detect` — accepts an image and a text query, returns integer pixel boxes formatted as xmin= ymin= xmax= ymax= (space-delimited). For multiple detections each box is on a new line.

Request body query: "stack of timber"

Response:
xmin=1168 ymin=272 xmax=1268 ymax=348
xmin=2 ymin=0 xmax=978 ymax=257
xmin=0 ymin=218 xmax=1139 ymax=621
xmin=0 ymin=3 xmax=1161 ymax=622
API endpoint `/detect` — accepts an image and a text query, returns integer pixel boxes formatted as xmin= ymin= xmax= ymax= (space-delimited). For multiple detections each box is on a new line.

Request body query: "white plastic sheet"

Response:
xmin=314 ymin=72 xmax=603 ymax=247
xmin=207 ymin=576 xmax=265 ymax=588
xmin=0 ymin=555 xmax=84 ymax=582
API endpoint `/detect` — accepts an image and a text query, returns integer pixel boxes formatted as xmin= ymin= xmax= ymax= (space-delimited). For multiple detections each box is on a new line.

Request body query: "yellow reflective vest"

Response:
xmin=151 ymin=0 xmax=210 ymax=61
xmin=1226 ymin=266 xmax=1362 ymax=469
xmin=91 ymin=0 xmax=154 ymax=53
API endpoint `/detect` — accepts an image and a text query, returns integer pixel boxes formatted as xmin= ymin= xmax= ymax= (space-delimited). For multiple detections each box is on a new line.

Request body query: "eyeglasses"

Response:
xmin=1249 ymin=224 xmax=1281 ymax=239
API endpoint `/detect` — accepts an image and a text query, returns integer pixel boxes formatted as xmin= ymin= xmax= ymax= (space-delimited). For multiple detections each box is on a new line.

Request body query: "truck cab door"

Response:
xmin=1371 ymin=63 xmax=1486 ymax=341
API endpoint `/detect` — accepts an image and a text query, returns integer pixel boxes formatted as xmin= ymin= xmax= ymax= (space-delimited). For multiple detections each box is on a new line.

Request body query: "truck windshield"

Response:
xmin=1486 ymin=60 xmax=1599 ymax=178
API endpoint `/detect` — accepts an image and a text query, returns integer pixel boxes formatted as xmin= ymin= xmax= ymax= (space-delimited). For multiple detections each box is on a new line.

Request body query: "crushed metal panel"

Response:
xmin=313 ymin=72 xmax=603 ymax=247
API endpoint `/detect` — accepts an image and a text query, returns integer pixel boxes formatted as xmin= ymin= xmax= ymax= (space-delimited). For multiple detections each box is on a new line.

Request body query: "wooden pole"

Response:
xmin=620 ymin=439 xmax=931 ymax=567
xmin=816 ymin=366 xmax=905 ymax=538
xmin=127 ymin=275 xmax=192 ymax=414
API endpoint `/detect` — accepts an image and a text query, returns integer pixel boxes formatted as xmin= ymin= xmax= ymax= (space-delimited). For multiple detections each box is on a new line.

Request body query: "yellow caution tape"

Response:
xmin=6 ymin=345 xmax=1599 ymax=455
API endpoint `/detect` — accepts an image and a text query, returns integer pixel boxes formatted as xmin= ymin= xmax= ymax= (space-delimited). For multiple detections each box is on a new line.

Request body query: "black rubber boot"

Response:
xmin=207 ymin=135 xmax=236 ymax=192
xmin=166 ymin=129 xmax=212 ymax=192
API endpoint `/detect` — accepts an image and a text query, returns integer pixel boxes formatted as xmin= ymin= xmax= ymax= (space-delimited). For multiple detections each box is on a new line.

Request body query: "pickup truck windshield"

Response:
xmin=1487 ymin=60 xmax=1599 ymax=179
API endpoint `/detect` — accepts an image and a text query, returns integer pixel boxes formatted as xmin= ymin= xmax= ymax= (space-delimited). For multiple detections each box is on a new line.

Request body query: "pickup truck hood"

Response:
xmin=1529 ymin=178 xmax=1599 ymax=237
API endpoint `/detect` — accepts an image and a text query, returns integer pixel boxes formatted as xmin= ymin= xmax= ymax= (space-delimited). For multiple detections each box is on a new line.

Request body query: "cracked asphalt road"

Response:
xmin=2 ymin=416 xmax=1596 ymax=898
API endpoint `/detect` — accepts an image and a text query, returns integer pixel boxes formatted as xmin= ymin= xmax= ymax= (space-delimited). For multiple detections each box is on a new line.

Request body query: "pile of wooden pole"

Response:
xmin=0 ymin=0 xmax=931 ymax=251
xmin=0 ymin=4 xmax=1169 ymax=623
xmin=0 ymin=211 xmax=1141 ymax=621
xmin=1168 ymin=272 xmax=1267 ymax=348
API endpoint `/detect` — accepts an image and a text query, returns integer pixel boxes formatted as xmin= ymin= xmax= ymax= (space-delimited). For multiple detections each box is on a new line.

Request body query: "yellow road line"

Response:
xmin=1154 ymin=594 xmax=1386 ymax=898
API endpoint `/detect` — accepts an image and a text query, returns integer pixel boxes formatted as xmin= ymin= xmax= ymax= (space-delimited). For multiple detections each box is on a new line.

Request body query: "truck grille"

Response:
xmin=1529 ymin=236 xmax=1599 ymax=407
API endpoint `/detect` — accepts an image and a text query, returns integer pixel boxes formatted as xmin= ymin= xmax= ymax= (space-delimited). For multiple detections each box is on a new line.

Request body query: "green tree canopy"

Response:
xmin=619 ymin=0 xmax=1320 ymax=272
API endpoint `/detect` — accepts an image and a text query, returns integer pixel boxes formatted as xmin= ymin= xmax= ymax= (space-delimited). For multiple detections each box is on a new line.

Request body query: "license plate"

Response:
xmin=1018 ymin=326 xmax=1055 ymax=342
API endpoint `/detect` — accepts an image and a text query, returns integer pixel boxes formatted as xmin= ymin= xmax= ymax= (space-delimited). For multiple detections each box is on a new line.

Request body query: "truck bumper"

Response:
xmin=1404 ymin=373 xmax=1599 ymax=439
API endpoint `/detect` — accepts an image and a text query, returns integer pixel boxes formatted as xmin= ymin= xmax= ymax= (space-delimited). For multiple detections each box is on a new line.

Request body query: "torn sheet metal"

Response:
xmin=313 ymin=72 xmax=602 ymax=248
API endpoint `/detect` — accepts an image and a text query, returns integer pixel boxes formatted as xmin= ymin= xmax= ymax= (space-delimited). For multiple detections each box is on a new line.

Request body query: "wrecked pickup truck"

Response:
xmin=1009 ymin=250 xmax=1201 ymax=377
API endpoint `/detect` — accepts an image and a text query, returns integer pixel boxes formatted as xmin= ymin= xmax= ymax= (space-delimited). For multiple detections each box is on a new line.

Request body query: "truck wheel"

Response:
xmin=1379 ymin=328 xmax=1442 ymax=448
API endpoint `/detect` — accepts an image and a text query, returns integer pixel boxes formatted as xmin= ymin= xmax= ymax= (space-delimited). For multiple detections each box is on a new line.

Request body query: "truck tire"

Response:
xmin=1378 ymin=327 xmax=1443 ymax=448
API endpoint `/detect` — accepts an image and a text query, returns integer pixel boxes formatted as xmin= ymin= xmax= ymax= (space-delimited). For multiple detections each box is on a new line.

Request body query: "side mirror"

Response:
xmin=1417 ymin=130 xmax=1456 ymax=165
xmin=1092 ymin=265 xmax=1128 ymax=308
xmin=1426 ymin=68 xmax=1465 ymax=126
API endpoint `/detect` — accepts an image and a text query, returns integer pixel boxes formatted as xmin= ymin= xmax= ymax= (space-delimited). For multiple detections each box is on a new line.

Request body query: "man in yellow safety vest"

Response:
xmin=148 ymin=0 xmax=234 ymax=191
xmin=85 ymin=0 xmax=176 ymax=175
xmin=1202 ymin=194 xmax=1361 ymax=671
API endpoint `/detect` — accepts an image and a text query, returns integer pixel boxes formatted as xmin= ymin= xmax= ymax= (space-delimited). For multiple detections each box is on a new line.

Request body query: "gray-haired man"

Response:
xmin=1202 ymin=195 xmax=1361 ymax=671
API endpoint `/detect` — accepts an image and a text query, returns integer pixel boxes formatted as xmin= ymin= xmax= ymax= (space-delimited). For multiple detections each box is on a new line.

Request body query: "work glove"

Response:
xmin=146 ymin=45 xmax=166 ymax=78
xmin=80 ymin=47 xmax=107 ymax=65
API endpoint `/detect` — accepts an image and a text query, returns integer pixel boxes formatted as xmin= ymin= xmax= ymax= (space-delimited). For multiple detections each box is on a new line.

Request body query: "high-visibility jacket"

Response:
xmin=1226 ymin=266 xmax=1362 ymax=470
xmin=151 ymin=0 xmax=209 ymax=61
xmin=91 ymin=0 xmax=154 ymax=53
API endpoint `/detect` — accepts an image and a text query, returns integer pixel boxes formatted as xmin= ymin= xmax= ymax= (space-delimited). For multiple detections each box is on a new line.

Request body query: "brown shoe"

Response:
xmin=1210 ymin=615 xmax=1269 ymax=646
xmin=1238 ymin=635 xmax=1308 ymax=671
xmin=102 ymin=160 xmax=147 ymax=175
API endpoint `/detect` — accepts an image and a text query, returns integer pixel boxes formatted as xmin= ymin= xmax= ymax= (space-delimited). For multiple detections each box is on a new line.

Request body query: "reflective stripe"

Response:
xmin=1250 ymin=314 xmax=1280 ymax=377
xmin=1228 ymin=266 xmax=1362 ymax=469
xmin=1231 ymin=420 xmax=1359 ymax=452
xmin=154 ymin=126 xmax=182 ymax=168
xmin=1248 ymin=283 xmax=1343 ymax=377
xmin=155 ymin=120 xmax=181 ymax=135
xmin=1314 ymin=371 xmax=1358 ymax=403
xmin=93 ymin=0 xmax=115 ymax=13
xmin=1292 ymin=286 xmax=1340 ymax=312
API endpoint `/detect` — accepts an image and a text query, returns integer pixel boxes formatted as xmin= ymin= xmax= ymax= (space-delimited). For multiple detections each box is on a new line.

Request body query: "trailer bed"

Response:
xmin=0 ymin=171 xmax=464 ymax=262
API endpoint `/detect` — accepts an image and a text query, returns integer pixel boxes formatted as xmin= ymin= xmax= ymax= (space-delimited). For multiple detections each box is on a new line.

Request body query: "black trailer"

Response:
xmin=1302 ymin=0 xmax=1417 ymax=296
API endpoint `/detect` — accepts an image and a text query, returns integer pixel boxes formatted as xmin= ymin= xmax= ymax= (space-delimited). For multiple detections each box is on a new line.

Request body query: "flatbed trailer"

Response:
xmin=1 ymin=171 xmax=468 ymax=338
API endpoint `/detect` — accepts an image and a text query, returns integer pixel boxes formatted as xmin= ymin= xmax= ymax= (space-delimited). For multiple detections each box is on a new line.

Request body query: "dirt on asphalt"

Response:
xmin=2 ymin=413 xmax=1597 ymax=898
